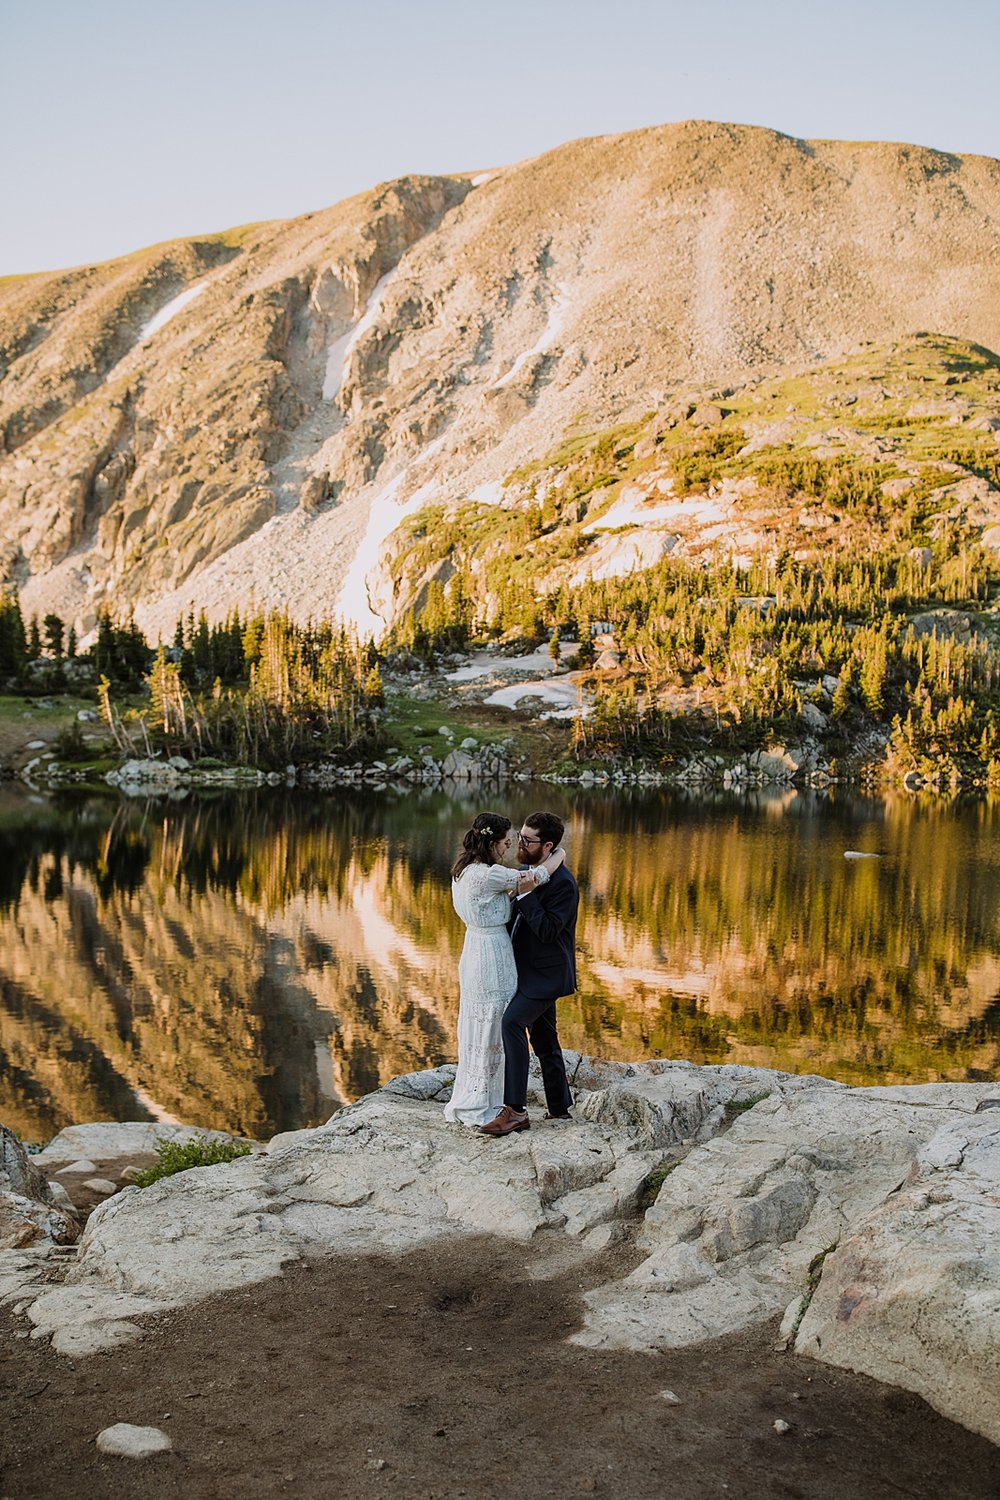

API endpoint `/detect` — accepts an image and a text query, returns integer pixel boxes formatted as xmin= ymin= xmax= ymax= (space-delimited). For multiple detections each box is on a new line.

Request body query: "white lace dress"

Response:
xmin=445 ymin=861 xmax=548 ymax=1126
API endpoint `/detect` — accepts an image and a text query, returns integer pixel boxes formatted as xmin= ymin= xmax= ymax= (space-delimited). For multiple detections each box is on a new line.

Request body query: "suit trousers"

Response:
xmin=502 ymin=988 xmax=573 ymax=1115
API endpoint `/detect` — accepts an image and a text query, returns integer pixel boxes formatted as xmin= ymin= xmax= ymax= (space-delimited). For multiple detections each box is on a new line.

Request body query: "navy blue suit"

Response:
xmin=502 ymin=864 xmax=579 ymax=1114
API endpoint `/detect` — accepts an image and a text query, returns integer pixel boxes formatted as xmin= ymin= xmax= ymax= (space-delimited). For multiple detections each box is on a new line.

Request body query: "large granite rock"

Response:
xmin=14 ymin=1085 xmax=670 ymax=1355
xmin=577 ymin=1082 xmax=998 ymax=1354
xmin=790 ymin=1106 xmax=1000 ymax=1445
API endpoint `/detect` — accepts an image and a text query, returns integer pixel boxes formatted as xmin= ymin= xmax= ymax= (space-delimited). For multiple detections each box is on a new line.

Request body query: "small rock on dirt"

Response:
xmin=96 ymin=1423 xmax=173 ymax=1458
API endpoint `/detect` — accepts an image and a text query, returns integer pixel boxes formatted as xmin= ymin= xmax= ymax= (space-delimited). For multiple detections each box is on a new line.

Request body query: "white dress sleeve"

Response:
xmin=482 ymin=864 xmax=521 ymax=894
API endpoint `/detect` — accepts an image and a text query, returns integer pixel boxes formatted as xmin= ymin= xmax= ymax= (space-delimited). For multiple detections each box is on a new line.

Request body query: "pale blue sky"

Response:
xmin=3 ymin=0 xmax=998 ymax=276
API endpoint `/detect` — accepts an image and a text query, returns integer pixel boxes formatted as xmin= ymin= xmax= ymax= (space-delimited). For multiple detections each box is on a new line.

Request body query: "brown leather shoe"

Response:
xmin=479 ymin=1105 xmax=530 ymax=1136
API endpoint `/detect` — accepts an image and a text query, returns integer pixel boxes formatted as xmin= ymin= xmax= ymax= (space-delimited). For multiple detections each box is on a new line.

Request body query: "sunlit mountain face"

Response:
xmin=0 ymin=786 xmax=997 ymax=1141
xmin=3 ymin=122 xmax=1000 ymax=643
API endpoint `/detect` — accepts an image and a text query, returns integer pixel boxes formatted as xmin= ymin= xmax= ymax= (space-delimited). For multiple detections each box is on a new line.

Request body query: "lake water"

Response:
xmin=1 ymin=785 xmax=997 ymax=1142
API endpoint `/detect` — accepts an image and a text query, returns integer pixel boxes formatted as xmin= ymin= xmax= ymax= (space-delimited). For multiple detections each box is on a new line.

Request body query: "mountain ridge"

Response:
xmin=2 ymin=118 xmax=1000 ymax=639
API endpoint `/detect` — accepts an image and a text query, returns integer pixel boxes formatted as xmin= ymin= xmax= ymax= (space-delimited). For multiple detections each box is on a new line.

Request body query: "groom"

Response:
xmin=480 ymin=811 xmax=578 ymax=1137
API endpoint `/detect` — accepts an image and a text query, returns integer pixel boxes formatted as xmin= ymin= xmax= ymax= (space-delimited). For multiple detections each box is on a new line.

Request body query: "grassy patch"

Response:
xmin=383 ymin=690 xmax=513 ymax=759
xmin=0 ymin=693 xmax=104 ymax=762
xmin=132 ymin=1135 xmax=252 ymax=1187
xmin=638 ymin=1159 xmax=677 ymax=1212
xmin=724 ymin=1090 xmax=771 ymax=1118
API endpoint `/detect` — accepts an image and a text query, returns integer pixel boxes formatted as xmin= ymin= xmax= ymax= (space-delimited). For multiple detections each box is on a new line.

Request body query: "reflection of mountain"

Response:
xmin=0 ymin=795 xmax=469 ymax=1139
xmin=0 ymin=788 xmax=998 ymax=1139
xmin=0 ymin=859 xmax=330 ymax=1140
xmin=563 ymin=791 xmax=1000 ymax=1083
xmin=257 ymin=868 xmax=460 ymax=1104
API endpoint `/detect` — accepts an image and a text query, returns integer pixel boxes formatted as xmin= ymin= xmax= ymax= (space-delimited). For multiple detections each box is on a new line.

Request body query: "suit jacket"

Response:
xmin=508 ymin=864 xmax=579 ymax=1000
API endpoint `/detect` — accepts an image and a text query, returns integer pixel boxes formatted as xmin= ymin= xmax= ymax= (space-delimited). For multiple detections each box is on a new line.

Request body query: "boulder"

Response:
xmin=689 ymin=403 xmax=725 ymax=428
xmin=381 ymin=1065 xmax=456 ymax=1101
xmin=791 ymin=1109 xmax=1000 ymax=1445
xmin=441 ymin=748 xmax=476 ymax=779
xmin=746 ymin=748 xmax=797 ymax=781
xmin=800 ymin=702 xmax=829 ymax=733
xmin=576 ymin=1082 xmax=997 ymax=1354
xmin=0 ymin=1125 xmax=80 ymax=1249
xmin=2 ymin=1125 xmax=54 ymax=1202
xmin=577 ymin=1074 xmax=727 ymax=1149
xmin=909 ymin=609 xmax=974 ymax=641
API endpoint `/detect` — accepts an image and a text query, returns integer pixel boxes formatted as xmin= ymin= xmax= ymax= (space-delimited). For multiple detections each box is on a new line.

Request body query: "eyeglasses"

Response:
xmin=518 ymin=831 xmax=543 ymax=847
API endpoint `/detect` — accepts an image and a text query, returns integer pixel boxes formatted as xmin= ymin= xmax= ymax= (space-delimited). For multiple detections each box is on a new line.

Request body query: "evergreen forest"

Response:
xmin=2 ymin=335 xmax=998 ymax=786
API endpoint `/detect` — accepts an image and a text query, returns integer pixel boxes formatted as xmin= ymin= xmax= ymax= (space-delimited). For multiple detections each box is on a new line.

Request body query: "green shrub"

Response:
xmin=132 ymin=1135 xmax=252 ymax=1187
xmin=724 ymin=1090 xmax=771 ymax=1117
xmin=52 ymin=721 xmax=90 ymax=761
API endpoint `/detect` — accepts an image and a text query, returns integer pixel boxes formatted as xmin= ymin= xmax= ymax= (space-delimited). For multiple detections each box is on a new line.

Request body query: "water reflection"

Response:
xmin=0 ymin=785 xmax=997 ymax=1140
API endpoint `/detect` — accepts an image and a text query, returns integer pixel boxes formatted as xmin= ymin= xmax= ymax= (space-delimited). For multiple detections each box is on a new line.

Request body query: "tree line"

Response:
xmin=387 ymin=524 xmax=1000 ymax=782
xmin=0 ymin=594 xmax=384 ymax=768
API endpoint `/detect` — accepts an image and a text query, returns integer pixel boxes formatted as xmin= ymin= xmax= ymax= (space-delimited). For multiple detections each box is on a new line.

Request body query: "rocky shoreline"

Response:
xmin=3 ymin=1056 xmax=999 ymax=1449
xmin=21 ymin=743 xmax=949 ymax=796
xmin=6 ymin=646 xmax=994 ymax=796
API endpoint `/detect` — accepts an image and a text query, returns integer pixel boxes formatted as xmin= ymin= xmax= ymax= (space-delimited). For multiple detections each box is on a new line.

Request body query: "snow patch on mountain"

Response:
xmin=138 ymin=283 xmax=206 ymax=343
xmin=493 ymin=283 xmax=570 ymax=388
xmin=335 ymin=437 xmax=447 ymax=633
xmin=584 ymin=486 xmax=727 ymax=532
xmin=323 ymin=268 xmax=401 ymax=402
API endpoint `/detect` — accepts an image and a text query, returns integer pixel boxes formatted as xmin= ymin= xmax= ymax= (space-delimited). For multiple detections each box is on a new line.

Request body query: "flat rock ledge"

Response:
xmin=3 ymin=1058 xmax=999 ymax=1448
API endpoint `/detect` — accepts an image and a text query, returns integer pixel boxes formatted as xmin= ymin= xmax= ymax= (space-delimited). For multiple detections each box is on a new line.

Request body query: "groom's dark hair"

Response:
xmin=523 ymin=811 xmax=564 ymax=851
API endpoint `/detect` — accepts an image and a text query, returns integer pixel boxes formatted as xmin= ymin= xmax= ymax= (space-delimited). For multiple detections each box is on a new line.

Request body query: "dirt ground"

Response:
xmin=2 ymin=1234 xmax=998 ymax=1500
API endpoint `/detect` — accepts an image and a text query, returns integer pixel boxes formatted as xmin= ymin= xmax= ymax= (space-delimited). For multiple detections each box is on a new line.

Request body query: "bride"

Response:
xmin=445 ymin=811 xmax=564 ymax=1127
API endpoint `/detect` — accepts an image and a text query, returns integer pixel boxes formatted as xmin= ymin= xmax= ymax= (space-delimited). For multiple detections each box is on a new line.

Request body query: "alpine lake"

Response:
xmin=1 ymin=782 xmax=998 ymax=1142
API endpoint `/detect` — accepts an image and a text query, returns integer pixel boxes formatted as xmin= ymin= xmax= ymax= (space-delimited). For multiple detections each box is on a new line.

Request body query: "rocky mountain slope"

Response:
xmin=2 ymin=120 xmax=1000 ymax=639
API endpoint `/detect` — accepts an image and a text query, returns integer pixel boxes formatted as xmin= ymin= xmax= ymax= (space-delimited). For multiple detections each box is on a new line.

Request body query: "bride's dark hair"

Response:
xmin=451 ymin=812 xmax=512 ymax=880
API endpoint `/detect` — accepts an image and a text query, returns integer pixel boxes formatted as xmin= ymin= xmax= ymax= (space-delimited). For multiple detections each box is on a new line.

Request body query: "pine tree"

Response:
xmin=0 ymin=591 xmax=27 ymax=679
xmin=92 ymin=608 xmax=115 ymax=678
xmin=191 ymin=611 xmax=212 ymax=679
xmin=147 ymin=645 xmax=187 ymax=737
xmin=43 ymin=613 xmax=65 ymax=659
xmin=242 ymin=615 xmax=264 ymax=668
